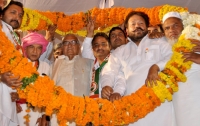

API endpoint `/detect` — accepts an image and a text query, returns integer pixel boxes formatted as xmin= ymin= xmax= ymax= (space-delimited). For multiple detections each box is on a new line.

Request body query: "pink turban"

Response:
xmin=22 ymin=32 xmax=48 ymax=56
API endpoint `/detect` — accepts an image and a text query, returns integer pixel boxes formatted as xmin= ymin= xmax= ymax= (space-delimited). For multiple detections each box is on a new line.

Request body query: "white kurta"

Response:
xmin=100 ymin=36 xmax=176 ymax=126
xmin=0 ymin=21 xmax=19 ymax=126
xmin=173 ymin=62 xmax=200 ymax=126
xmin=81 ymin=37 xmax=126 ymax=96
xmin=17 ymin=61 xmax=50 ymax=126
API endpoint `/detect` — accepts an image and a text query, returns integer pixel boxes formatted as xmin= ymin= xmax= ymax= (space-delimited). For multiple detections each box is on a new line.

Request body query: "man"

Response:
xmin=82 ymin=18 xmax=127 ymax=100
xmin=0 ymin=1 xmax=24 ymax=125
xmin=100 ymin=11 xmax=175 ymax=126
xmin=81 ymin=18 xmax=127 ymax=59
xmin=162 ymin=11 xmax=200 ymax=126
xmin=17 ymin=32 xmax=50 ymax=126
xmin=89 ymin=32 xmax=111 ymax=98
xmin=50 ymin=34 xmax=93 ymax=126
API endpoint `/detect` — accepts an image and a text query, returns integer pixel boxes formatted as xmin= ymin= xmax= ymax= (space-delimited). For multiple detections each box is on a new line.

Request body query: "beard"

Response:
xmin=10 ymin=20 xmax=20 ymax=29
xmin=167 ymin=38 xmax=178 ymax=46
xmin=128 ymin=27 xmax=148 ymax=42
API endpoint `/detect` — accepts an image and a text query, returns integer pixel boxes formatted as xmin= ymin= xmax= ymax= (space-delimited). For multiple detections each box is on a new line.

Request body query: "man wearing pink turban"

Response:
xmin=22 ymin=32 xmax=49 ymax=60
xmin=17 ymin=32 xmax=50 ymax=126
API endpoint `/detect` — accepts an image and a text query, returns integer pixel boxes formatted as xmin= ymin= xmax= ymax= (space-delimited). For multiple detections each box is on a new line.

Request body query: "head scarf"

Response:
xmin=22 ymin=32 xmax=48 ymax=56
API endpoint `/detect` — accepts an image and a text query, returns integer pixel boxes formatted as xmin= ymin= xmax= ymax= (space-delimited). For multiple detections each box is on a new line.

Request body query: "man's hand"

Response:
xmin=148 ymin=32 xmax=164 ymax=39
xmin=16 ymin=103 xmax=22 ymax=113
xmin=45 ymin=24 xmax=57 ymax=42
xmin=1 ymin=72 xmax=22 ymax=88
xmin=101 ymin=86 xmax=113 ymax=100
xmin=37 ymin=114 xmax=49 ymax=126
xmin=109 ymin=93 xmax=122 ymax=102
xmin=191 ymin=40 xmax=200 ymax=52
xmin=86 ymin=17 xmax=95 ymax=37
xmin=145 ymin=64 xmax=160 ymax=87
xmin=183 ymin=52 xmax=200 ymax=64
xmin=10 ymin=92 xmax=19 ymax=102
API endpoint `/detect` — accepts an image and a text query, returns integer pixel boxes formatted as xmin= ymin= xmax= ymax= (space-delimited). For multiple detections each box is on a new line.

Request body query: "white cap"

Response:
xmin=162 ymin=11 xmax=182 ymax=23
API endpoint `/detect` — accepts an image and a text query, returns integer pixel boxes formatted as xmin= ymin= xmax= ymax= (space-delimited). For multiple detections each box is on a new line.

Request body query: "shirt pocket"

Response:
xmin=144 ymin=45 xmax=160 ymax=61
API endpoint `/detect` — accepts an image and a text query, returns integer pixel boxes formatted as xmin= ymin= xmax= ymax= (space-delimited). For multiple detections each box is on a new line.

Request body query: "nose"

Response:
xmin=135 ymin=22 xmax=140 ymax=28
xmin=97 ymin=44 xmax=103 ymax=49
xmin=169 ymin=26 xmax=176 ymax=32
xmin=32 ymin=48 xmax=38 ymax=53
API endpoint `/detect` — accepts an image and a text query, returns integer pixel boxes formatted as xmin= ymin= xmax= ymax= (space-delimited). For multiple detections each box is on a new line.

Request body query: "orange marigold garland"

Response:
xmin=2 ymin=8 xmax=200 ymax=126
xmin=20 ymin=5 xmax=188 ymax=36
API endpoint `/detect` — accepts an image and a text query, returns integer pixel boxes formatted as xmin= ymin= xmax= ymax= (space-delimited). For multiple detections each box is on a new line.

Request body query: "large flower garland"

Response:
xmin=1 ymin=7 xmax=200 ymax=126
xmin=20 ymin=4 xmax=187 ymax=36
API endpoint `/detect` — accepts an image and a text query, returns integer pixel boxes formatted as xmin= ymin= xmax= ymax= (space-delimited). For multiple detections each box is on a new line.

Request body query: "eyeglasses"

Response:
xmin=62 ymin=40 xmax=79 ymax=46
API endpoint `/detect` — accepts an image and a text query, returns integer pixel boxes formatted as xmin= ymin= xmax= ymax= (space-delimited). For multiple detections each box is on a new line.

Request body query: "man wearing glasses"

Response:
xmin=50 ymin=34 xmax=93 ymax=126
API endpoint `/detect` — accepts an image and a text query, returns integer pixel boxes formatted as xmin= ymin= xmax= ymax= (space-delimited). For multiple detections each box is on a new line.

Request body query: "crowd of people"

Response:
xmin=0 ymin=0 xmax=200 ymax=126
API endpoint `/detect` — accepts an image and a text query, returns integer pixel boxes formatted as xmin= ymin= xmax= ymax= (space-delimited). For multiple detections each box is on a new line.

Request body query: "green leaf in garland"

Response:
xmin=21 ymin=73 xmax=39 ymax=90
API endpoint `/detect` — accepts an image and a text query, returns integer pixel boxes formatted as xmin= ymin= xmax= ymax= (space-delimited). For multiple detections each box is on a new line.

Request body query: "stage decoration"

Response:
xmin=1 ymin=5 xmax=199 ymax=126
xmin=20 ymin=4 xmax=188 ymax=36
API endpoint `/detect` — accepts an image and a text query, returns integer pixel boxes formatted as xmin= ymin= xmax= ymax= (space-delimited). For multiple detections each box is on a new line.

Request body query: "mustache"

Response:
xmin=11 ymin=20 xmax=19 ymax=25
xmin=97 ymin=49 xmax=104 ymax=52
xmin=114 ymin=38 xmax=122 ymax=42
xmin=134 ymin=27 xmax=144 ymax=32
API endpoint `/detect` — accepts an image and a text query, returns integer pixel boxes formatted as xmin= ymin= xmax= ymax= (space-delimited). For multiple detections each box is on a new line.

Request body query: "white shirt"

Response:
xmin=100 ymin=36 xmax=176 ymax=126
xmin=173 ymin=54 xmax=200 ymax=126
xmin=17 ymin=60 xmax=50 ymax=126
xmin=39 ymin=42 xmax=53 ymax=65
xmin=0 ymin=21 xmax=19 ymax=125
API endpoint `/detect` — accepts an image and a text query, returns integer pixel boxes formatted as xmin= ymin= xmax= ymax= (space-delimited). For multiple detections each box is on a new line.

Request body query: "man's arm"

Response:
xmin=100 ymin=49 xmax=125 ymax=100
xmin=40 ymin=25 xmax=57 ymax=62
xmin=109 ymin=70 xmax=126 ymax=102
xmin=81 ymin=17 xmax=95 ymax=60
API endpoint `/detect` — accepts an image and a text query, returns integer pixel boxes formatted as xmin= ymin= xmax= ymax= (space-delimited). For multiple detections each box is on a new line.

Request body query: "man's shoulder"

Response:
xmin=112 ymin=41 xmax=133 ymax=54
xmin=147 ymin=36 xmax=168 ymax=43
xmin=77 ymin=56 xmax=94 ymax=63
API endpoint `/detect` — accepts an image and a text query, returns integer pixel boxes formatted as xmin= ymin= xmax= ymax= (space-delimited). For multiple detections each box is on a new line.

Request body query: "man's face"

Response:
xmin=126 ymin=15 xmax=148 ymax=42
xmin=163 ymin=17 xmax=183 ymax=45
xmin=2 ymin=4 xmax=23 ymax=29
xmin=148 ymin=26 xmax=159 ymax=34
xmin=92 ymin=36 xmax=111 ymax=59
xmin=54 ymin=48 xmax=62 ymax=59
xmin=62 ymin=35 xmax=80 ymax=58
xmin=110 ymin=29 xmax=127 ymax=50
xmin=25 ymin=44 xmax=43 ymax=62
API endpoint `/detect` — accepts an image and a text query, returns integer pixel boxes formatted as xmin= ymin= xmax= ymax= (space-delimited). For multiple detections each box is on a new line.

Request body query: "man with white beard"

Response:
xmin=162 ymin=12 xmax=200 ymax=126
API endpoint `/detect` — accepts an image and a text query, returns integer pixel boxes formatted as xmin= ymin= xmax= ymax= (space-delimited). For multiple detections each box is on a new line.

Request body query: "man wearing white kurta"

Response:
xmin=0 ymin=1 xmax=24 ymax=125
xmin=50 ymin=34 xmax=93 ymax=126
xmin=162 ymin=12 xmax=200 ymax=126
xmin=100 ymin=11 xmax=176 ymax=126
